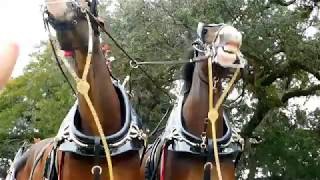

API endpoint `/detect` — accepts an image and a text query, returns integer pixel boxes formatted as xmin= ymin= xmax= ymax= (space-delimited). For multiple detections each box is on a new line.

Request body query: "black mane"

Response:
xmin=182 ymin=48 xmax=196 ymax=94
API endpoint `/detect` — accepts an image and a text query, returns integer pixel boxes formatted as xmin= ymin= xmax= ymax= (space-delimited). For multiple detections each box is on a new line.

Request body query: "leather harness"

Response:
xmin=145 ymin=91 xmax=244 ymax=180
xmin=6 ymin=80 xmax=146 ymax=180
xmin=56 ymin=80 xmax=146 ymax=157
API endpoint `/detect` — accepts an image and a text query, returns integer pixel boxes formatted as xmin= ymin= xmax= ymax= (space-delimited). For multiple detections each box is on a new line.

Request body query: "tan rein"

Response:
xmin=207 ymin=56 xmax=240 ymax=180
xmin=59 ymin=12 xmax=114 ymax=180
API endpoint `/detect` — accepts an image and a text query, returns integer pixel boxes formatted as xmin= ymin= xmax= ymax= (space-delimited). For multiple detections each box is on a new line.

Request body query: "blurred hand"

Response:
xmin=0 ymin=42 xmax=19 ymax=89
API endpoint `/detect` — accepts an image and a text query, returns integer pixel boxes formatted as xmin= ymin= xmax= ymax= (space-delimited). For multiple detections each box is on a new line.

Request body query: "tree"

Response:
xmin=0 ymin=43 xmax=75 ymax=177
xmin=100 ymin=0 xmax=320 ymax=178
xmin=0 ymin=0 xmax=319 ymax=178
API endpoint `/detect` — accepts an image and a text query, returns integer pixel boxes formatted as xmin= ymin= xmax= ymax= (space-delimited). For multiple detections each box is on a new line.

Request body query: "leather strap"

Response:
xmin=93 ymin=138 xmax=102 ymax=180
xmin=43 ymin=145 xmax=59 ymax=180
xmin=203 ymin=139 xmax=214 ymax=180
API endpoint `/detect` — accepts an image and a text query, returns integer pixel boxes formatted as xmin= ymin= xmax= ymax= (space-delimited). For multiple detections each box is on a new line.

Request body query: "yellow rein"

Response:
xmin=59 ymin=13 xmax=114 ymax=180
xmin=207 ymin=57 xmax=240 ymax=180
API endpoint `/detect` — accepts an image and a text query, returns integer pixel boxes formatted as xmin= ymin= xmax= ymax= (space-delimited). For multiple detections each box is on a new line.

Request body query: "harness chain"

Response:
xmin=207 ymin=57 xmax=240 ymax=179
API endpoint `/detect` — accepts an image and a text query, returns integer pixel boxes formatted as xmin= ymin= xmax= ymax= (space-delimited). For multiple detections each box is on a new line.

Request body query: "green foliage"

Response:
xmin=0 ymin=43 xmax=75 ymax=177
xmin=0 ymin=0 xmax=319 ymax=179
xmin=240 ymin=111 xmax=320 ymax=179
xmin=100 ymin=0 xmax=320 ymax=179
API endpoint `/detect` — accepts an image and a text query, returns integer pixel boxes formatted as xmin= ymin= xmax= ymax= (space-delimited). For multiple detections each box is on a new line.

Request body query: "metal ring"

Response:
xmin=200 ymin=133 xmax=207 ymax=150
xmin=204 ymin=162 xmax=213 ymax=170
xmin=72 ymin=19 xmax=78 ymax=25
xmin=130 ymin=60 xmax=139 ymax=69
xmin=200 ymin=142 xmax=207 ymax=150
xmin=91 ymin=165 xmax=102 ymax=175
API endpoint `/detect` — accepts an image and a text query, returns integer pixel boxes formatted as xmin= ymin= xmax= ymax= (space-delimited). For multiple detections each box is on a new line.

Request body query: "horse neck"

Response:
xmin=74 ymin=39 xmax=121 ymax=136
xmin=182 ymin=62 xmax=224 ymax=138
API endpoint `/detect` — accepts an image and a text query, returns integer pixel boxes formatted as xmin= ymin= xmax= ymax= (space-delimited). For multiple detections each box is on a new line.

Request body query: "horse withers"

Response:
xmin=142 ymin=23 xmax=245 ymax=180
xmin=6 ymin=1 xmax=145 ymax=180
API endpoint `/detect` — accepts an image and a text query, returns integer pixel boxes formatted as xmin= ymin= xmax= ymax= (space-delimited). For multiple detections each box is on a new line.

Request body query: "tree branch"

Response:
xmin=281 ymin=84 xmax=320 ymax=103
xmin=222 ymin=0 xmax=238 ymax=21
xmin=241 ymin=98 xmax=271 ymax=139
xmin=291 ymin=60 xmax=320 ymax=81
xmin=158 ymin=1 xmax=193 ymax=31
xmin=241 ymin=49 xmax=268 ymax=68
xmin=259 ymin=58 xmax=320 ymax=86
xmin=260 ymin=62 xmax=293 ymax=86
xmin=271 ymin=0 xmax=296 ymax=6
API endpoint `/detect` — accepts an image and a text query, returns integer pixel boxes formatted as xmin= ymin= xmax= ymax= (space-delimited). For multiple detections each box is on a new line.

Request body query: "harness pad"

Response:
xmin=56 ymin=80 xmax=146 ymax=157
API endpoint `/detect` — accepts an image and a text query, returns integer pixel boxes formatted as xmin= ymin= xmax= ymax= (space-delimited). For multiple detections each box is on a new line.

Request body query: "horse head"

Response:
xmin=194 ymin=22 xmax=245 ymax=80
xmin=44 ymin=0 xmax=99 ymax=51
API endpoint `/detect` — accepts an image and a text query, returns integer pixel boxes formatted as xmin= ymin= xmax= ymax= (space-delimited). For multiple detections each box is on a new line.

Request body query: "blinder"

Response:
xmin=197 ymin=22 xmax=225 ymax=43
xmin=45 ymin=0 xmax=99 ymax=32
xmin=45 ymin=1 xmax=85 ymax=31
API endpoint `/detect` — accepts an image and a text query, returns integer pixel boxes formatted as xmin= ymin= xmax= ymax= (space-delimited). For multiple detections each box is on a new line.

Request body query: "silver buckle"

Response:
xmin=91 ymin=165 xmax=102 ymax=175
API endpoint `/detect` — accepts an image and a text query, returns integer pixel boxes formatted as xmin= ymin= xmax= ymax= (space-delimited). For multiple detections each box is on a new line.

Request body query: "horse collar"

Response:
xmin=145 ymin=95 xmax=244 ymax=179
xmin=157 ymin=94 xmax=243 ymax=158
xmin=56 ymin=80 xmax=146 ymax=157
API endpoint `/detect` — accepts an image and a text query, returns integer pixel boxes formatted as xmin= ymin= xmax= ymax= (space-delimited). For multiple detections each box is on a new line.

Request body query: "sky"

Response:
xmin=0 ymin=0 xmax=48 ymax=77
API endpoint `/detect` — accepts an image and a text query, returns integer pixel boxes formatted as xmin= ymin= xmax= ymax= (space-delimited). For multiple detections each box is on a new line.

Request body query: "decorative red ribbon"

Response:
xmin=160 ymin=144 xmax=167 ymax=180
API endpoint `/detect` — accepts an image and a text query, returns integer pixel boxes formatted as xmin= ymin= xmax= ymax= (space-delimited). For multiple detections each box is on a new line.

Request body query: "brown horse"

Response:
xmin=6 ymin=1 xmax=144 ymax=180
xmin=142 ymin=23 xmax=245 ymax=180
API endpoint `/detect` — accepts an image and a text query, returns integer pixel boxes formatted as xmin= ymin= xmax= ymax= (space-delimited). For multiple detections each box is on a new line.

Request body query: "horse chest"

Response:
xmin=164 ymin=151 xmax=236 ymax=180
xmin=60 ymin=152 xmax=143 ymax=180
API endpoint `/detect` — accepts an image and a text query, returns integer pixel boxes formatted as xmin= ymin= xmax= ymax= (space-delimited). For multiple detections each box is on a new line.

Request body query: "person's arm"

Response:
xmin=0 ymin=42 xmax=19 ymax=89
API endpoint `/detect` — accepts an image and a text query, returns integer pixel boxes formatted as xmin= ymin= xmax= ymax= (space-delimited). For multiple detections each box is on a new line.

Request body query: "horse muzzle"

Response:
xmin=213 ymin=26 xmax=245 ymax=69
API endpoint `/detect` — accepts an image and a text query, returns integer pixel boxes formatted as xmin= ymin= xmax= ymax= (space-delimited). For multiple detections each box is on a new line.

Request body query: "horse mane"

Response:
xmin=182 ymin=48 xmax=196 ymax=94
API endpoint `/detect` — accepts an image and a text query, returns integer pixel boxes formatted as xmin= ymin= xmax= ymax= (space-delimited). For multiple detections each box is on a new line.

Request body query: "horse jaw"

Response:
xmin=45 ymin=0 xmax=88 ymax=21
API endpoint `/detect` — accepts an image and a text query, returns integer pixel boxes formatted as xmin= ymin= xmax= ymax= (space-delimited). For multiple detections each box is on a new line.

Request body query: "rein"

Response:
xmin=43 ymin=2 xmax=245 ymax=179
xmin=129 ymin=56 xmax=208 ymax=68
xmin=207 ymin=57 xmax=240 ymax=180
xmin=202 ymin=25 xmax=243 ymax=179
xmin=60 ymin=12 xmax=114 ymax=180
xmin=44 ymin=5 xmax=114 ymax=180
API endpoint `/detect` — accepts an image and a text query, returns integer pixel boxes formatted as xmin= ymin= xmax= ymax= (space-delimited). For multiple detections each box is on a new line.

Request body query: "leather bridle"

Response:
xmin=43 ymin=1 xmax=116 ymax=180
xmin=42 ymin=2 xmax=246 ymax=179
xmin=188 ymin=23 xmax=245 ymax=180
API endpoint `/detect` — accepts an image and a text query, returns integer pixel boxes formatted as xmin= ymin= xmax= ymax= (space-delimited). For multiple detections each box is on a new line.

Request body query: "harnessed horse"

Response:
xmin=142 ymin=23 xmax=245 ymax=180
xmin=6 ymin=1 xmax=145 ymax=179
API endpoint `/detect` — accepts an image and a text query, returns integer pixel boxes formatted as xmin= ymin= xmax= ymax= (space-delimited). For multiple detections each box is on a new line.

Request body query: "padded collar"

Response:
xmin=161 ymin=94 xmax=241 ymax=156
xmin=57 ymin=80 xmax=145 ymax=157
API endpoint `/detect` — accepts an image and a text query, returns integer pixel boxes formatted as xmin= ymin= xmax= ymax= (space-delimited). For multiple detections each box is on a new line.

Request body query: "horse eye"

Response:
xmin=202 ymin=29 xmax=208 ymax=35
